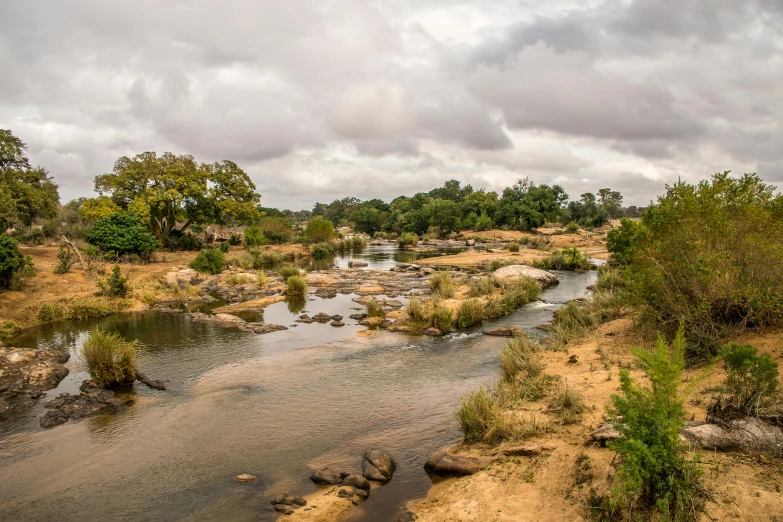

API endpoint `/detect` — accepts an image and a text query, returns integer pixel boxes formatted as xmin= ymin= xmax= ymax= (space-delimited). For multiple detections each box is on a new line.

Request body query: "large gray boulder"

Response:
xmin=310 ymin=466 xmax=344 ymax=485
xmin=681 ymin=417 xmax=783 ymax=456
xmin=362 ymin=450 xmax=397 ymax=483
xmin=424 ymin=447 xmax=499 ymax=477
xmin=492 ymin=265 xmax=558 ymax=287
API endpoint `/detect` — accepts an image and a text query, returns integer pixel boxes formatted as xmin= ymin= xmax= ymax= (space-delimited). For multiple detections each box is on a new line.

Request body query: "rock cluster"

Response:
xmin=40 ymin=380 xmax=132 ymax=429
xmin=189 ymin=312 xmax=287 ymax=335
xmin=307 ymin=450 xmax=396 ymax=510
xmin=270 ymin=493 xmax=307 ymax=515
xmin=0 ymin=347 xmax=69 ymax=417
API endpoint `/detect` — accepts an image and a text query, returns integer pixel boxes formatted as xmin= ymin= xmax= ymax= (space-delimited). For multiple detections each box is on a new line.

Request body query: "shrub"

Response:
xmin=162 ymin=230 xmax=203 ymax=251
xmin=507 ymin=241 xmax=520 ymax=252
xmin=498 ymin=278 xmax=540 ymax=314
xmin=606 ymin=218 xmax=646 ymax=266
xmin=98 ymin=264 xmax=130 ymax=297
xmin=85 ymin=214 xmax=159 ymax=257
xmin=257 ymin=216 xmax=293 ymax=244
xmin=304 ymin=216 xmax=335 ymax=243
xmin=716 ymin=343 xmax=779 ymax=417
xmin=397 ymin=232 xmax=418 ymax=247
xmin=406 ymin=297 xmax=426 ymax=322
xmin=244 ymin=225 xmax=265 ymax=247
xmin=312 ymin=242 xmax=333 ymax=260
xmin=605 ymin=327 xmax=704 ymax=521
xmin=366 ymin=300 xmax=386 ymax=319
xmin=0 ymin=234 xmax=26 ymax=289
xmin=37 ymin=302 xmax=64 ymax=323
xmin=489 ymin=258 xmax=515 ymax=271
xmin=548 ymin=383 xmax=585 ymax=424
xmin=286 ymin=275 xmax=307 ymax=296
xmin=228 ymin=233 xmax=242 ymax=246
xmin=474 ymin=211 xmax=493 ymax=231
xmin=429 ymin=271 xmax=455 ymax=299
xmin=546 ymin=290 xmax=623 ymax=349
xmin=278 ymin=265 xmax=300 ymax=280
xmin=595 ymin=266 xmax=626 ymax=293
xmin=468 ymin=276 xmax=496 ymax=297
xmin=218 ymin=241 xmax=231 ymax=253
xmin=248 ymin=249 xmax=283 ymax=268
xmin=566 ymin=221 xmax=580 ymax=234
xmin=0 ymin=320 xmax=21 ymax=340
xmin=66 ymin=298 xmax=128 ymax=320
xmin=189 ymin=248 xmax=226 ymax=275
xmin=81 ymin=329 xmax=138 ymax=387
xmin=256 ymin=270 xmax=268 ymax=288
xmin=456 ymin=299 xmax=485 ymax=328
xmin=613 ymin=173 xmax=783 ymax=355
xmin=54 ymin=245 xmax=75 ymax=274
xmin=457 ymin=387 xmax=508 ymax=444
xmin=430 ymin=303 xmax=453 ymax=332
xmin=533 ymin=247 xmax=594 ymax=271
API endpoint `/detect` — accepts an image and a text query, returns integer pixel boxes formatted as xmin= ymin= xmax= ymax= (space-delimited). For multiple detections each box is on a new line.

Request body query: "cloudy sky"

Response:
xmin=1 ymin=0 xmax=781 ymax=210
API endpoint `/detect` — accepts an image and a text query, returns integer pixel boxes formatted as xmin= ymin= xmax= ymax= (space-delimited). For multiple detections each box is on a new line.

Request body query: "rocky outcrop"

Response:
xmin=164 ymin=267 xmax=203 ymax=288
xmin=311 ymin=466 xmax=344 ymax=485
xmin=492 ymin=265 xmax=559 ymax=288
xmin=271 ymin=493 xmax=307 ymax=515
xmin=189 ymin=312 xmax=287 ymax=335
xmin=0 ymin=346 xmax=69 ymax=417
xmin=342 ymin=474 xmax=370 ymax=491
xmin=424 ymin=447 xmax=499 ymax=476
xmin=312 ymin=312 xmax=332 ymax=323
xmin=40 ymin=381 xmax=132 ymax=429
xmin=362 ymin=450 xmax=397 ymax=483
xmin=482 ymin=326 xmax=524 ymax=337
xmin=681 ymin=417 xmax=783 ymax=456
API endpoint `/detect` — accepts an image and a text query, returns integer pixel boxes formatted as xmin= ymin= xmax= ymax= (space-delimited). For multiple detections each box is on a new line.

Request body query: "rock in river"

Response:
xmin=311 ymin=466 xmax=344 ymax=485
xmin=234 ymin=474 xmax=256 ymax=482
xmin=40 ymin=381 xmax=132 ymax=429
xmin=482 ymin=326 xmax=523 ymax=337
xmin=492 ymin=265 xmax=558 ymax=288
xmin=362 ymin=450 xmax=397 ymax=483
xmin=342 ymin=474 xmax=370 ymax=491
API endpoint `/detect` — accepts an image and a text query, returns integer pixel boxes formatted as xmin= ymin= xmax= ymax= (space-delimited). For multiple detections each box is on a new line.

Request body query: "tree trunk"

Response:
xmin=58 ymin=236 xmax=85 ymax=270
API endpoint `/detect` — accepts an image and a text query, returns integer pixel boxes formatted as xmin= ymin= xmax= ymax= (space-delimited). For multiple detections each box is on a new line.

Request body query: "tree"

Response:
xmin=78 ymin=196 xmax=121 ymax=222
xmin=85 ymin=213 xmax=160 ymax=257
xmin=349 ymin=204 xmax=384 ymax=235
xmin=428 ymin=179 xmax=473 ymax=202
xmin=495 ymin=178 xmax=568 ymax=230
xmin=598 ymin=188 xmax=623 ymax=218
xmin=424 ymin=199 xmax=463 ymax=235
xmin=0 ymin=129 xmax=60 ymax=230
xmin=95 ymin=152 xmax=260 ymax=239
xmin=304 ymin=216 xmax=335 ymax=243
xmin=461 ymin=190 xmax=499 ymax=219
xmin=0 ymin=234 xmax=26 ymax=289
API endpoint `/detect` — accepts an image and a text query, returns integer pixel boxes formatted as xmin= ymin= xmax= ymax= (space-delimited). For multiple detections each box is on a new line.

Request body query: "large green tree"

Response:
xmin=0 ymin=130 xmax=60 ymax=230
xmin=495 ymin=178 xmax=568 ymax=230
xmin=95 ymin=152 xmax=260 ymax=239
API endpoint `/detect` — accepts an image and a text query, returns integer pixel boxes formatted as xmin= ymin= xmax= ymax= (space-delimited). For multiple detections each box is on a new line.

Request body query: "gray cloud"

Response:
xmin=0 ymin=0 xmax=780 ymax=209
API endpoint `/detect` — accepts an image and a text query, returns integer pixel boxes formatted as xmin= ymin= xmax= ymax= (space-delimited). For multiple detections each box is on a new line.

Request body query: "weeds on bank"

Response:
xmin=456 ymin=298 xmax=485 ymax=328
xmin=545 ymin=290 xmax=624 ymax=350
xmin=278 ymin=265 xmax=301 ymax=281
xmin=429 ymin=271 xmax=456 ymax=299
xmin=468 ymin=276 xmax=496 ymax=297
xmin=366 ymin=300 xmax=386 ymax=319
xmin=548 ymin=382 xmax=586 ymax=425
xmin=533 ymin=247 xmax=594 ymax=271
xmin=0 ymin=320 xmax=21 ymax=340
xmin=81 ymin=329 xmax=138 ymax=387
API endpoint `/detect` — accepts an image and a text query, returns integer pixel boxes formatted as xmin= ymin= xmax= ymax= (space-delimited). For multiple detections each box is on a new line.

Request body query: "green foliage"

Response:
xmin=606 ymin=327 xmax=704 ymax=521
xmin=312 ymin=242 xmax=333 ymax=260
xmin=285 ymin=275 xmax=307 ymax=296
xmin=457 ymin=387 xmax=508 ymax=444
xmin=85 ymin=213 xmax=159 ymax=257
xmin=495 ymin=178 xmax=568 ymax=230
xmin=397 ymin=232 xmax=418 ymax=247
xmin=718 ymin=343 xmax=779 ymax=416
xmin=546 ymin=291 xmax=624 ymax=350
xmin=54 ymin=245 xmax=75 ymax=274
xmin=37 ymin=302 xmax=64 ymax=323
xmin=189 ymin=248 xmax=226 ymax=275
xmin=95 ymin=152 xmax=261 ymax=238
xmin=456 ymin=298 xmax=485 ymax=328
xmin=98 ymin=265 xmax=130 ymax=297
xmin=533 ymin=247 xmax=594 ymax=271
xmin=81 ymin=329 xmax=138 ymax=387
xmin=78 ymin=196 xmax=121 ymax=222
xmin=66 ymin=298 xmax=129 ymax=320
xmin=498 ymin=278 xmax=540 ymax=314
xmin=430 ymin=303 xmax=453 ymax=332
xmin=218 ymin=241 xmax=231 ymax=253
xmin=425 ymin=199 xmax=463 ymax=235
xmin=304 ymin=216 xmax=335 ymax=243
xmin=429 ymin=271 xmax=455 ymax=299
xmin=566 ymin=221 xmax=580 ymax=234
xmin=614 ymin=173 xmax=783 ymax=355
xmin=256 ymin=216 xmax=294 ymax=244
xmin=474 ymin=211 xmax=494 ymax=231
xmin=366 ymin=300 xmax=386 ymax=319
xmin=595 ymin=266 xmax=626 ymax=293
xmin=247 ymin=249 xmax=283 ymax=268
xmin=468 ymin=276 xmax=496 ymax=297
xmin=489 ymin=258 xmax=515 ymax=271
xmin=278 ymin=265 xmax=300 ymax=280
xmin=228 ymin=233 xmax=241 ymax=246
xmin=162 ymin=230 xmax=203 ymax=251
xmin=0 ymin=319 xmax=21 ymax=340
xmin=0 ymin=234 xmax=26 ymax=289
xmin=606 ymin=218 xmax=646 ymax=265
xmin=507 ymin=241 xmax=520 ymax=252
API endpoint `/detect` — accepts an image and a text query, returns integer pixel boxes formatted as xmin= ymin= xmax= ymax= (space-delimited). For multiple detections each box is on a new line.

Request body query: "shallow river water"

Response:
xmin=0 ymin=250 xmax=596 ymax=522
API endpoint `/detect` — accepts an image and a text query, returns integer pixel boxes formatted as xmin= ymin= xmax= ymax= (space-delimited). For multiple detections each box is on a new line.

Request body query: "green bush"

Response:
xmin=228 ymin=233 xmax=241 ymax=246
xmin=37 ymin=302 xmax=65 ymax=323
xmin=456 ymin=298 xmax=485 ymax=328
xmin=218 ymin=241 xmax=231 ymax=253
xmin=397 ymin=232 xmax=418 ymax=247
xmin=0 ymin=234 xmax=26 ymax=289
xmin=366 ymin=300 xmax=386 ymax=319
xmin=429 ymin=271 xmax=455 ymax=299
xmin=244 ymin=225 xmax=265 ymax=247
xmin=612 ymin=173 xmax=783 ymax=356
xmin=189 ymin=248 xmax=226 ymax=275
xmin=98 ymin=264 xmax=130 ymax=297
xmin=66 ymin=298 xmax=128 ymax=320
xmin=533 ymin=247 xmax=594 ymax=271
xmin=304 ymin=216 xmax=335 ymax=243
xmin=312 ymin=242 xmax=333 ymax=260
xmin=605 ymin=327 xmax=704 ymax=521
xmin=53 ymin=245 xmax=75 ymax=274
xmin=498 ymin=277 xmax=540 ymax=314
xmin=489 ymin=258 xmax=515 ymax=271
xmin=430 ymin=303 xmax=453 ymax=332
xmin=566 ymin=221 xmax=580 ymax=234
xmin=85 ymin=214 xmax=159 ymax=257
xmin=507 ymin=241 xmax=520 ymax=252
xmin=257 ymin=216 xmax=293 ymax=244
xmin=286 ymin=275 xmax=307 ymax=296
xmin=474 ymin=211 xmax=493 ymax=231
xmin=717 ymin=343 xmax=779 ymax=417
xmin=248 ymin=249 xmax=283 ymax=268
xmin=278 ymin=265 xmax=300 ymax=280
xmin=606 ymin=218 xmax=646 ymax=266
xmin=0 ymin=320 xmax=21 ymax=340
xmin=81 ymin=329 xmax=138 ymax=387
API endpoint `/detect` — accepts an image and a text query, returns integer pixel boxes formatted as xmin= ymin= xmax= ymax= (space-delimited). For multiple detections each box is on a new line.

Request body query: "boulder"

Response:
xmin=482 ymin=326 xmax=523 ymax=337
xmin=271 ymin=493 xmax=307 ymax=506
xmin=234 ymin=474 xmax=256 ymax=482
xmin=312 ymin=312 xmax=332 ymax=323
xmin=315 ymin=288 xmax=338 ymax=298
xmin=423 ymin=327 xmax=442 ymax=336
xmin=330 ymin=321 xmax=345 ymax=327
xmin=337 ymin=488 xmax=353 ymax=498
xmin=492 ymin=265 xmax=559 ymax=288
xmin=502 ymin=444 xmax=542 ymax=456
xmin=342 ymin=474 xmax=370 ymax=491
xmin=349 ymin=313 xmax=366 ymax=320
xmin=40 ymin=386 xmax=130 ymax=429
xmin=591 ymin=423 xmax=621 ymax=445
xmin=466 ymin=239 xmax=475 ymax=246
xmin=164 ymin=268 xmax=202 ymax=288
xmin=362 ymin=450 xmax=397 ymax=483
xmin=424 ymin=447 xmax=499 ymax=477
xmin=331 ymin=315 xmax=343 ymax=321
xmin=352 ymin=487 xmax=369 ymax=499
xmin=681 ymin=417 xmax=783 ymax=456
xmin=348 ymin=261 xmax=368 ymax=268
xmin=310 ymin=466 xmax=344 ymax=485
xmin=297 ymin=314 xmax=314 ymax=324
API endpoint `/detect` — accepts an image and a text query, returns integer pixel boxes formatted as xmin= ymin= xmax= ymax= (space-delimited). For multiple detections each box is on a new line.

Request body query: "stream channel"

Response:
xmin=0 ymin=246 xmax=597 ymax=522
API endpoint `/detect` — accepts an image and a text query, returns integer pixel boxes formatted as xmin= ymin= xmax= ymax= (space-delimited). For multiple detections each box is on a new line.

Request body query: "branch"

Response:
xmin=58 ymin=235 xmax=85 ymax=270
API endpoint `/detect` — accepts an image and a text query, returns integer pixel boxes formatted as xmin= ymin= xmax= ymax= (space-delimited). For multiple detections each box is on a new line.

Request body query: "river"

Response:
xmin=0 ymin=247 xmax=596 ymax=522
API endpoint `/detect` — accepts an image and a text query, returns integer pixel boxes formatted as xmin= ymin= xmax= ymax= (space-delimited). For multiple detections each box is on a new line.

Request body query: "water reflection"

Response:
xmin=286 ymin=295 xmax=307 ymax=315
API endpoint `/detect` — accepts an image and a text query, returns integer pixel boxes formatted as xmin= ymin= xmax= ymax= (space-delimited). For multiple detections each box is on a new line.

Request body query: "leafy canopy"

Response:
xmin=85 ymin=213 xmax=160 ymax=256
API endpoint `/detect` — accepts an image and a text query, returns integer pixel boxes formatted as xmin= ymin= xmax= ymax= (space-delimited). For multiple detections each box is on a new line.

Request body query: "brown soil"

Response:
xmin=409 ymin=319 xmax=783 ymax=521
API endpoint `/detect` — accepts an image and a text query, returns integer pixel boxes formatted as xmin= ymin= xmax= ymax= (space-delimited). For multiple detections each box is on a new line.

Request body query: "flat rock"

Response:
xmin=492 ymin=265 xmax=559 ymax=288
xmin=362 ymin=449 xmax=397 ymax=483
xmin=310 ymin=466 xmax=344 ymax=485
xmin=0 ymin=346 xmax=70 ymax=416
xmin=681 ymin=417 xmax=783 ymax=456
xmin=251 ymin=324 xmax=288 ymax=334
xmin=348 ymin=261 xmax=368 ymax=268
xmin=330 ymin=321 xmax=345 ymax=327
xmin=331 ymin=315 xmax=343 ymax=321
xmin=424 ymin=447 xmax=499 ymax=477
xmin=502 ymin=444 xmax=542 ymax=456
xmin=164 ymin=267 xmax=202 ymax=287
xmin=40 ymin=387 xmax=130 ymax=429
xmin=483 ymin=326 xmax=523 ymax=337
xmin=591 ymin=423 xmax=621 ymax=445
xmin=342 ymin=474 xmax=370 ymax=491
xmin=135 ymin=371 xmax=166 ymax=390
xmin=234 ymin=474 xmax=256 ymax=482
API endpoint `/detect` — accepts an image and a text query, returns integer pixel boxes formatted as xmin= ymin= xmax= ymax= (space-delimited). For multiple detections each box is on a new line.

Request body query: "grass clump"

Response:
xmin=285 ymin=275 xmax=307 ymax=296
xmin=67 ymin=298 xmax=129 ymax=320
xmin=498 ymin=277 xmax=540 ymax=313
xmin=366 ymin=300 xmax=386 ymax=319
xmin=566 ymin=221 xmax=580 ymax=234
xmin=54 ymin=245 xmax=75 ymax=274
xmin=489 ymin=258 xmax=515 ymax=271
xmin=457 ymin=387 xmax=509 ymax=444
xmin=0 ymin=320 xmax=21 ymax=340
xmin=278 ymin=264 xmax=300 ymax=280
xmin=248 ymin=249 xmax=283 ymax=268
xmin=406 ymin=297 xmax=426 ymax=322
xmin=190 ymin=248 xmax=226 ymax=275
xmin=429 ymin=271 xmax=455 ymax=299
xmin=499 ymin=334 xmax=555 ymax=401
xmin=456 ymin=298 xmax=485 ymax=328
xmin=226 ymin=272 xmax=252 ymax=286
xmin=312 ymin=242 xmax=334 ymax=260
xmin=430 ymin=303 xmax=454 ymax=332
xmin=546 ymin=290 xmax=623 ymax=350
xmin=600 ymin=326 xmax=705 ymax=521
xmin=397 ymin=232 xmax=418 ymax=247
xmin=37 ymin=302 xmax=65 ymax=323
xmin=548 ymin=382 xmax=585 ymax=425
xmin=81 ymin=329 xmax=138 ymax=387
xmin=507 ymin=241 xmax=520 ymax=252
xmin=97 ymin=264 xmax=130 ymax=297
xmin=533 ymin=247 xmax=594 ymax=271
xmin=468 ymin=276 xmax=496 ymax=297
xmin=256 ymin=270 xmax=268 ymax=288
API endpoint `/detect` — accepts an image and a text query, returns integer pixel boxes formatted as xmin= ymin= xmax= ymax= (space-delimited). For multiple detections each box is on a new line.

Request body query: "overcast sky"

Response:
xmin=1 ymin=0 xmax=781 ymax=210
